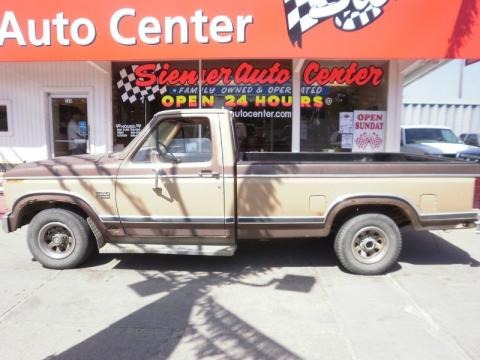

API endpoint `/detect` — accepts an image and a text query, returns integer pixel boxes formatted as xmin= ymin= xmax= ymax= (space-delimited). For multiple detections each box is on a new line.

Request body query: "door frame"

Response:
xmin=115 ymin=112 xmax=228 ymax=238
xmin=44 ymin=88 xmax=94 ymax=159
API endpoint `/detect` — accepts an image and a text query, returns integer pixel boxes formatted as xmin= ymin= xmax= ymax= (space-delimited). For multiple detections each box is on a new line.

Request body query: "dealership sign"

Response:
xmin=135 ymin=61 xmax=291 ymax=87
xmin=0 ymin=9 xmax=253 ymax=47
xmin=116 ymin=61 xmax=383 ymax=106
xmin=3 ymin=0 xmax=475 ymax=61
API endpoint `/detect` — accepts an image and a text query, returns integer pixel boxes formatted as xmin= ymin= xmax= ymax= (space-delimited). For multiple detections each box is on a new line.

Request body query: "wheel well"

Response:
xmin=331 ymin=204 xmax=411 ymax=232
xmin=19 ymin=201 xmax=89 ymax=227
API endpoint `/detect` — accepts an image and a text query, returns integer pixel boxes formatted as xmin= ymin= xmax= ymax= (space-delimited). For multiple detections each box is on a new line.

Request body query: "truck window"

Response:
xmin=465 ymin=134 xmax=479 ymax=146
xmin=405 ymin=128 xmax=462 ymax=145
xmin=132 ymin=117 xmax=212 ymax=163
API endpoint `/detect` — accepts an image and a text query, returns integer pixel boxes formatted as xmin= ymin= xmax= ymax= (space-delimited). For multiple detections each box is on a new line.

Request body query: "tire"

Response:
xmin=27 ymin=209 xmax=95 ymax=269
xmin=334 ymin=213 xmax=402 ymax=275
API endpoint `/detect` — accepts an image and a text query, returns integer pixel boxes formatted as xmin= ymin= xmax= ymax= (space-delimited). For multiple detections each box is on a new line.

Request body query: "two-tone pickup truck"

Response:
xmin=2 ymin=109 xmax=480 ymax=274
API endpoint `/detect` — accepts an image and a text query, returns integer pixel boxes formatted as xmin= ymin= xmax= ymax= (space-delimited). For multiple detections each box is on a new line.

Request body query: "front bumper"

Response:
xmin=1 ymin=213 xmax=11 ymax=233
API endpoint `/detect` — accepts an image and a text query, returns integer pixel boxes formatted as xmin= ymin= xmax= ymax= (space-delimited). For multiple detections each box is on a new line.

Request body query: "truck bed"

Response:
xmin=238 ymin=152 xmax=479 ymax=176
xmin=235 ymin=151 xmax=480 ymax=240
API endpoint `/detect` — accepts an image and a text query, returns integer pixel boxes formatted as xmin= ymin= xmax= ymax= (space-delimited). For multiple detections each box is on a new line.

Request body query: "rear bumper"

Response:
xmin=1 ymin=213 xmax=11 ymax=233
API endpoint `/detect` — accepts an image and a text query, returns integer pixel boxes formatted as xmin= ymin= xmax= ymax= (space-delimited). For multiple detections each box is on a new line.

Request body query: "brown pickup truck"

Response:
xmin=2 ymin=109 xmax=480 ymax=274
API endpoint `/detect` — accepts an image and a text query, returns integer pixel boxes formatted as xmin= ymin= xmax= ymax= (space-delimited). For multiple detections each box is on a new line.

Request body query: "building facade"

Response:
xmin=403 ymin=60 xmax=480 ymax=136
xmin=1 ymin=1 xmax=479 ymax=165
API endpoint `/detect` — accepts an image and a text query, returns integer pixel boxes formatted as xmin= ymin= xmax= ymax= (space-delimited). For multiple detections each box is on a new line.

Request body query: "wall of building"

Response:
xmin=0 ymin=59 xmax=405 ymax=165
xmin=402 ymin=60 xmax=480 ymax=135
xmin=402 ymin=102 xmax=480 ymax=135
xmin=0 ymin=61 xmax=112 ymax=164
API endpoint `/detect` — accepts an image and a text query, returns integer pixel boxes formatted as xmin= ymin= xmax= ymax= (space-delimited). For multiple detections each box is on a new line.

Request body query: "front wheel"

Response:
xmin=334 ymin=213 xmax=402 ymax=275
xmin=27 ymin=209 xmax=95 ymax=269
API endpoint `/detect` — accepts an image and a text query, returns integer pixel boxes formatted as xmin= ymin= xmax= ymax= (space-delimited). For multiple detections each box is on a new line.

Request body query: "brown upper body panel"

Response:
xmin=5 ymin=153 xmax=121 ymax=179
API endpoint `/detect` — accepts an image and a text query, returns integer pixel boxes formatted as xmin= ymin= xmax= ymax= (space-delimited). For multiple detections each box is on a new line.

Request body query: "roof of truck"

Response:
xmin=401 ymin=125 xmax=452 ymax=130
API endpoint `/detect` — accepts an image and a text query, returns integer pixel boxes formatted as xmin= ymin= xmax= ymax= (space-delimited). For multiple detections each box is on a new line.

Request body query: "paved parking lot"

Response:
xmin=1 ymin=226 xmax=480 ymax=360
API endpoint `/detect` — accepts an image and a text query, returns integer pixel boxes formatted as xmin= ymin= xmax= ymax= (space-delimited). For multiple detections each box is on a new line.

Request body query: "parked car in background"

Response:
xmin=460 ymin=133 xmax=480 ymax=147
xmin=401 ymin=125 xmax=475 ymax=157
xmin=457 ymin=147 xmax=480 ymax=162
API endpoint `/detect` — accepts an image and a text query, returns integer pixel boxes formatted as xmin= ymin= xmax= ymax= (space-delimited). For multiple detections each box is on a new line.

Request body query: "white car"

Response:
xmin=401 ymin=125 xmax=475 ymax=157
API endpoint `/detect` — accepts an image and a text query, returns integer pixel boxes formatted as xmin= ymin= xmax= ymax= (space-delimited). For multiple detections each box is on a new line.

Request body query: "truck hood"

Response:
xmin=4 ymin=153 xmax=122 ymax=179
xmin=405 ymin=143 xmax=475 ymax=155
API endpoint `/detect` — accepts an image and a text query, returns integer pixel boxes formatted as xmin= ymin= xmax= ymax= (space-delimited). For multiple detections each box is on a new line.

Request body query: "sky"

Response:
xmin=403 ymin=60 xmax=480 ymax=103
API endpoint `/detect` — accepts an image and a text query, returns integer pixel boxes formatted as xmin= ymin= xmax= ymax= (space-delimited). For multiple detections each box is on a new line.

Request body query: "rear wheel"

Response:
xmin=27 ymin=209 xmax=95 ymax=269
xmin=334 ymin=213 xmax=402 ymax=275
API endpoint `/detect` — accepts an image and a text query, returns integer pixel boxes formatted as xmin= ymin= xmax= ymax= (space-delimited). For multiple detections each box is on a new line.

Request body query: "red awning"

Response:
xmin=0 ymin=0 xmax=479 ymax=61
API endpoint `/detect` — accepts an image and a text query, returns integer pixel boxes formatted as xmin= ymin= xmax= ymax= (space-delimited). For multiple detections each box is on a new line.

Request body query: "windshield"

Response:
xmin=405 ymin=128 xmax=462 ymax=144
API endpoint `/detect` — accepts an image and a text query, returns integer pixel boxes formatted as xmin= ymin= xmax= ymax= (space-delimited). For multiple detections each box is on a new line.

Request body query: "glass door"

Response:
xmin=49 ymin=96 xmax=89 ymax=157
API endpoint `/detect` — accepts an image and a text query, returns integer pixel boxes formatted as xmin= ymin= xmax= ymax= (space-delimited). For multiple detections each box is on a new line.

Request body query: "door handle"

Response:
xmin=198 ymin=170 xmax=220 ymax=178
xmin=152 ymin=168 xmax=163 ymax=189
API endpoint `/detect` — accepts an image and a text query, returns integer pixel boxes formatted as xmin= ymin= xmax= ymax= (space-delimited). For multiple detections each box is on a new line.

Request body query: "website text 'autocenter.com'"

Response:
xmin=233 ymin=109 xmax=292 ymax=119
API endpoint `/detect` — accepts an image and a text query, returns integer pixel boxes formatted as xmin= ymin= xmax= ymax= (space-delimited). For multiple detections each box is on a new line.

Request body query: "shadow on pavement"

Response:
xmin=82 ymin=227 xmax=480 ymax=272
xmin=399 ymin=227 xmax=480 ymax=268
xmin=47 ymin=230 xmax=479 ymax=359
xmin=48 ymin=270 xmax=304 ymax=360
xmin=49 ymin=238 xmax=334 ymax=360
xmin=83 ymin=237 xmax=339 ymax=271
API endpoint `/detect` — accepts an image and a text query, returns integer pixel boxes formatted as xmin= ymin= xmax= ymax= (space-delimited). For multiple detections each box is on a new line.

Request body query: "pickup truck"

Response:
xmin=401 ymin=125 xmax=474 ymax=157
xmin=2 ymin=109 xmax=480 ymax=275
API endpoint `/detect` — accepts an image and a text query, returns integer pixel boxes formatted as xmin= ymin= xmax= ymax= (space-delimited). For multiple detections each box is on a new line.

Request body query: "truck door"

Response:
xmin=115 ymin=114 xmax=226 ymax=237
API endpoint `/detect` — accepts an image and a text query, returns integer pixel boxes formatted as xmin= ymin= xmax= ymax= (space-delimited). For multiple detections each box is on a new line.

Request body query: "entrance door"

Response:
xmin=49 ymin=96 xmax=89 ymax=157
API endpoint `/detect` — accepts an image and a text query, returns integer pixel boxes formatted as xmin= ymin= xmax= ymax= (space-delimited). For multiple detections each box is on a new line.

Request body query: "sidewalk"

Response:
xmin=0 ymin=227 xmax=479 ymax=360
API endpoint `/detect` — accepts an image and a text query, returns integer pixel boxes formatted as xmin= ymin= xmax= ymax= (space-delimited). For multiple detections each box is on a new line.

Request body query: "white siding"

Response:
xmin=402 ymin=102 xmax=480 ymax=136
xmin=0 ymin=61 xmax=112 ymax=164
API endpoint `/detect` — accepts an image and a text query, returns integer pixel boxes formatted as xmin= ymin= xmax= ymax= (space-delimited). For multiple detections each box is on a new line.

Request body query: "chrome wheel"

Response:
xmin=351 ymin=226 xmax=389 ymax=264
xmin=37 ymin=222 xmax=76 ymax=259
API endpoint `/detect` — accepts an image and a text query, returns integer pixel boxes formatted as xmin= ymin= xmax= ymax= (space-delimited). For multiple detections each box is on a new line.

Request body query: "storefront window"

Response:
xmin=112 ymin=60 xmax=292 ymax=152
xmin=202 ymin=60 xmax=292 ymax=152
xmin=112 ymin=61 xmax=199 ymax=151
xmin=300 ymin=60 xmax=388 ymax=152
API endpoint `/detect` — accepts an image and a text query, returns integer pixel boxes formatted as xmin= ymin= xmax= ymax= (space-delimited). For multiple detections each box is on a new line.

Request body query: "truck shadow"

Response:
xmin=85 ymin=237 xmax=338 ymax=271
xmin=398 ymin=227 xmax=480 ymax=268
xmin=83 ymin=228 xmax=480 ymax=272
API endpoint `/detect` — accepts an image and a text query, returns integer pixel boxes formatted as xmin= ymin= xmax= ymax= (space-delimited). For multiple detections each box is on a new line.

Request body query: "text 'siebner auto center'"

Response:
xmin=0 ymin=0 xmax=479 ymax=164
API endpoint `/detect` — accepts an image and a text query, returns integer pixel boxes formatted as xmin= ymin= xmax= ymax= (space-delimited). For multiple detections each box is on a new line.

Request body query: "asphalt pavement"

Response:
xmin=0 ymin=226 xmax=479 ymax=360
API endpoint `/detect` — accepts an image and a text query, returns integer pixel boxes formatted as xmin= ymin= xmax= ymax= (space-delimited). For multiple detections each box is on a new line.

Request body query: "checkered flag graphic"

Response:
xmin=355 ymin=132 xmax=384 ymax=150
xmin=283 ymin=0 xmax=389 ymax=47
xmin=283 ymin=0 xmax=321 ymax=47
xmin=369 ymin=132 xmax=383 ymax=150
xmin=355 ymin=132 xmax=370 ymax=150
xmin=116 ymin=64 xmax=167 ymax=104
xmin=334 ymin=2 xmax=386 ymax=31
